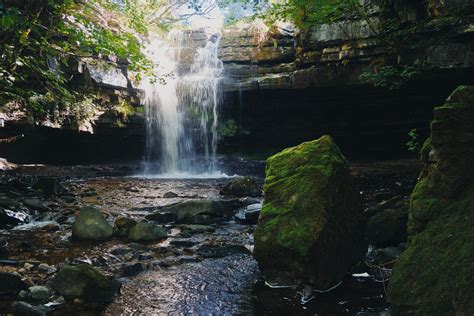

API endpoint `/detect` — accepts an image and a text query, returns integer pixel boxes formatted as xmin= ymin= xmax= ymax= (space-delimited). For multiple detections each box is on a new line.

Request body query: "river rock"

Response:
xmin=114 ymin=217 xmax=137 ymax=237
xmin=72 ymin=206 xmax=113 ymax=241
xmin=0 ymin=208 xmax=29 ymax=228
xmin=388 ymin=86 xmax=474 ymax=315
xmin=235 ymin=203 xmax=262 ymax=224
xmin=27 ymin=286 xmax=51 ymax=302
xmin=10 ymin=301 xmax=52 ymax=316
xmin=23 ymin=199 xmax=51 ymax=212
xmin=220 ymin=177 xmax=260 ymax=197
xmin=50 ymin=264 xmax=121 ymax=304
xmin=366 ymin=206 xmax=407 ymax=247
xmin=128 ymin=222 xmax=167 ymax=242
xmin=0 ymin=272 xmax=26 ymax=296
xmin=146 ymin=199 xmax=244 ymax=224
xmin=163 ymin=191 xmax=178 ymax=198
xmin=253 ymin=135 xmax=367 ymax=289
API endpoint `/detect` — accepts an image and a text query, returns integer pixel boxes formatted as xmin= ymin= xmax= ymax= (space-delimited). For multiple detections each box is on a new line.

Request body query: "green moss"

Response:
xmin=388 ymin=189 xmax=474 ymax=314
xmin=255 ymin=135 xmax=350 ymax=256
xmin=420 ymin=137 xmax=431 ymax=161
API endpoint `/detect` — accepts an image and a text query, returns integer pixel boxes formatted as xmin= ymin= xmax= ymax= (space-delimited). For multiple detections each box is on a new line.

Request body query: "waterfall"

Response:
xmin=140 ymin=30 xmax=224 ymax=178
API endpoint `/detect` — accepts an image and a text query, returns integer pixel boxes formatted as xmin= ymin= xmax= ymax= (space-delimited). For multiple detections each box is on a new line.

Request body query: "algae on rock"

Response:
xmin=388 ymin=86 xmax=474 ymax=314
xmin=253 ymin=135 xmax=366 ymax=289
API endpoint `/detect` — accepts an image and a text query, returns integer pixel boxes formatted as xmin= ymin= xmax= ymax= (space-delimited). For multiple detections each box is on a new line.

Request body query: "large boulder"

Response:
xmin=220 ymin=177 xmax=261 ymax=197
xmin=253 ymin=135 xmax=366 ymax=289
xmin=388 ymin=86 xmax=474 ymax=314
xmin=72 ymin=206 xmax=113 ymax=241
xmin=50 ymin=264 xmax=121 ymax=304
xmin=128 ymin=222 xmax=167 ymax=242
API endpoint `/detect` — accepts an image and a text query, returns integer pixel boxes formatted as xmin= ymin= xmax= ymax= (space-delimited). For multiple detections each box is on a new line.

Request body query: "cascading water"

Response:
xmin=140 ymin=30 xmax=224 ymax=177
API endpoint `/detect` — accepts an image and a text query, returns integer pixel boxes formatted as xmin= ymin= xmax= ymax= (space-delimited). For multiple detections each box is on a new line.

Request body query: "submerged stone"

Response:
xmin=72 ymin=206 xmax=113 ymax=241
xmin=253 ymin=135 xmax=366 ymax=289
xmin=50 ymin=264 xmax=121 ymax=304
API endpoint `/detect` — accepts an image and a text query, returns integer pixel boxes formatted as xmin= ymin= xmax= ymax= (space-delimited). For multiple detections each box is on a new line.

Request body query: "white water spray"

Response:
xmin=140 ymin=30 xmax=225 ymax=177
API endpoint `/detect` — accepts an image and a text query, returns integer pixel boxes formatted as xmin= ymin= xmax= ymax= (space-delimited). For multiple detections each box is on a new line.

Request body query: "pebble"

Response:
xmin=38 ymin=263 xmax=57 ymax=274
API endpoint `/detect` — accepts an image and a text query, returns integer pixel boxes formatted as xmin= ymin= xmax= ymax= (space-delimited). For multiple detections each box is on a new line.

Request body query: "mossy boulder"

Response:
xmin=388 ymin=86 xmax=474 ymax=314
xmin=253 ymin=135 xmax=366 ymax=289
xmin=220 ymin=177 xmax=261 ymax=197
xmin=128 ymin=222 xmax=167 ymax=242
xmin=72 ymin=206 xmax=113 ymax=241
xmin=50 ymin=264 xmax=121 ymax=304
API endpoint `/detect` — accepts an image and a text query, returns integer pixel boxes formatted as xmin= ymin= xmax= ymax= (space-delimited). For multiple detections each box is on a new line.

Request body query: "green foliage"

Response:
xmin=261 ymin=0 xmax=358 ymax=29
xmin=406 ymin=128 xmax=420 ymax=153
xmin=0 ymin=0 xmax=161 ymax=123
xmin=218 ymin=119 xmax=239 ymax=137
xmin=359 ymin=64 xmax=418 ymax=90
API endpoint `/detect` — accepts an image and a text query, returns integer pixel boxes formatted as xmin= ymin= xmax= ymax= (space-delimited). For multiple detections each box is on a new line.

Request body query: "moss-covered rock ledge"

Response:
xmin=388 ymin=86 xmax=474 ymax=314
xmin=253 ymin=135 xmax=366 ymax=289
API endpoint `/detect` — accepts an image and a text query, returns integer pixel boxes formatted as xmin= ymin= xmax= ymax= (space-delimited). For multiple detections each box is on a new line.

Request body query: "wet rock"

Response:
xmin=0 ymin=272 xmax=26 ymax=296
xmin=0 ymin=208 xmax=29 ymax=228
xmin=235 ymin=203 xmax=262 ymax=224
xmin=38 ymin=263 xmax=57 ymax=274
xmin=197 ymin=244 xmax=250 ymax=258
xmin=147 ymin=199 xmax=243 ymax=224
xmin=364 ymin=195 xmax=403 ymax=218
xmin=23 ymin=199 xmax=51 ymax=212
xmin=51 ymin=264 xmax=121 ymax=304
xmin=128 ymin=222 xmax=167 ymax=242
xmin=170 ymin=240 xmax=197 ymax=248
xmin=366 ymin=207 xmax=407 ymax=247
xmin=253 ymin=136 xmax=367 ymax=289
xmin=0 ymin=259 xmax=19 ymax=266
xmin=220 ymin=177 xmax=261 ymax=197
xmin=145 ymin=211 xmax=177 ymax=224
xmin=10 ymin=301 xmax=52 ymax=316
xmin=163 ymin=191 xmax=178 ymax=198
xmin=178 ymin=224 xmax=215 ymax=237
xmin=72 ymin=206 xmax=113 ymax=241
xmin=114 ymin=217 xmax=137 ymax=237
xmin=121 ymin=263 xmax=145 ymax=276
xmin=28 ymin=286 xmax=51 ymax=302
xmin=110 ymin=247 xmax=132 ymax=256
xmin=373 ymin=247 xmax=403 ymax=265
xmin=34 ymin=177 xmax=63 ymax=196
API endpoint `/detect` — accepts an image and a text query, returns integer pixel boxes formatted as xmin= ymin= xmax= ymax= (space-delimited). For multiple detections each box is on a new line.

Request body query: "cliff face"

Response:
xmin=216 ymin=0 xmax=474 ymax=158
xmin=219 ymin=0 xmax=474 ymax=91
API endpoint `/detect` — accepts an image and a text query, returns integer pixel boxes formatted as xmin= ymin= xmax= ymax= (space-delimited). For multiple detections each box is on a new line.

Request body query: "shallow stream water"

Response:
xmin=0 ymin=158 xmax=420 ymax=315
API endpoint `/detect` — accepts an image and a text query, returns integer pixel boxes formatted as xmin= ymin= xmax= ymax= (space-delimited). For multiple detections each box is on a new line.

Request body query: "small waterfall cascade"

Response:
xmin=141 ymin=30 xmax=224 ymax=177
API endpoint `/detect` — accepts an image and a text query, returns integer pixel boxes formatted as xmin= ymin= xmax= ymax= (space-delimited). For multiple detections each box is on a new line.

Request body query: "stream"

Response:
xmin=0 ymin=158 xmax=420 ymax=315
